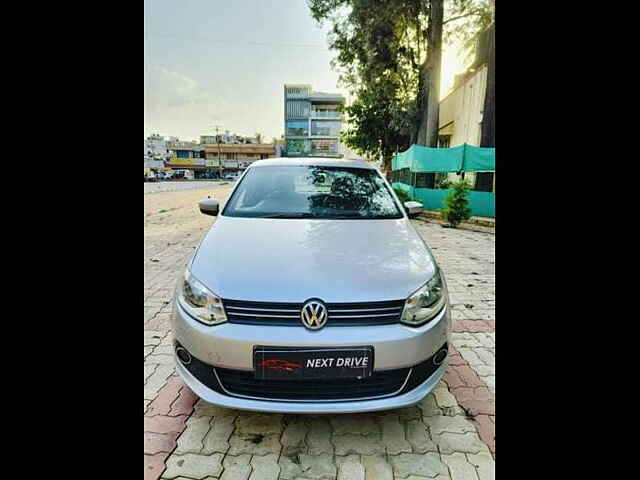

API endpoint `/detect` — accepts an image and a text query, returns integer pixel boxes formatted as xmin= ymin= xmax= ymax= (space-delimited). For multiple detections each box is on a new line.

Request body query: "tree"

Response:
xmin=255 ymin=132 xmax=263 ymax=144
xmin=308 ymin=0 xmax=492 ymax=169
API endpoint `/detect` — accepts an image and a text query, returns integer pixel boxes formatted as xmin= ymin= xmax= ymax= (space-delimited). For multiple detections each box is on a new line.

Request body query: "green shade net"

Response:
xmin=392 ymin=143 xmax=495 ymax=172
xmin=392 ymin=144 xmax=495 ymax=218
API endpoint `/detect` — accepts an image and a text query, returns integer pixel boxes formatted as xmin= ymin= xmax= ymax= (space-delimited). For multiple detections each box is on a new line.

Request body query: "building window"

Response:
xmin=396 ymin=168 xmax=411 ymax=185
xmin=438 ymin=135 xmax=451 ymax=148
xmin=311 ymin=120 xmax=341 ymax=136
xmin=311 ymin=139 xmax=339 ymax=155
xmin=474 ymin=172 xmax=494 ymax=192
xmin=286 ymin=138 xmax=311 ymax=155
xmin=286 ymin=121 xmax=309 ymax=136
xmin=415 ymin=173 xmax=436 ymax=189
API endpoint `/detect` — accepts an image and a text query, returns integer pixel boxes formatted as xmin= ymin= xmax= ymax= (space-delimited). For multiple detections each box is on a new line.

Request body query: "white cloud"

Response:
xmin=144 ymin=66 xmax=205 ymax=111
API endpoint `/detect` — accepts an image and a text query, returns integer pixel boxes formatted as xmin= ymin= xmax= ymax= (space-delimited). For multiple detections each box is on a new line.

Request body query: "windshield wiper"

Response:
xmin=257 ymin=213 xmax=319 ymax=219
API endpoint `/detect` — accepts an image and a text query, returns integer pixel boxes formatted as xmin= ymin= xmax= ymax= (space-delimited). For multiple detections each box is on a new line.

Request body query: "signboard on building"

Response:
xmin=169 ymin=157 xmax=196 ymax=166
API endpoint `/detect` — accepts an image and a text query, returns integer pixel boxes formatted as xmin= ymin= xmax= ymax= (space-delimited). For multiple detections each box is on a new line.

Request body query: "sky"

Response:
xmin=144 ymin=0 xmax=469 ymax=142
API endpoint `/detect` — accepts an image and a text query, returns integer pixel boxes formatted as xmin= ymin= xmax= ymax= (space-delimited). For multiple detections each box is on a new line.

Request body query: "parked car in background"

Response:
xmin=144 ymin=169 xmax=157 ymax=182
xmin=172 ymin=158 xmax=449 ymax=413
xmin=173 ymin=169 xmax=195 ymax=180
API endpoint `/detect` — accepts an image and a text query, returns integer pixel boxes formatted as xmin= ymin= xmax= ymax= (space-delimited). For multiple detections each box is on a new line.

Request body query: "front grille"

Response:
xmin=216 ymin=366 xmax=410 ymax=401
xmin=223 ymin=299 xmax=406 ymax=326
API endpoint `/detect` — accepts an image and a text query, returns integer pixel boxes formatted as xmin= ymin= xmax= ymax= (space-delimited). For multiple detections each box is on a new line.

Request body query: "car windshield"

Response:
xmin=223 ymin=165 xmax=403 ymax=219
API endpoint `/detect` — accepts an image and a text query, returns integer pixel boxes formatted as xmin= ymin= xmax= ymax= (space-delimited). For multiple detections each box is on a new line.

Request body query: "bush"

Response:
xmin=442 ymin=180 xmax=472 ymax=227
xmin=437 ymin=179 xmax=452 ymax=189
xmin=393 ymin=187 xmax=411 ymax=203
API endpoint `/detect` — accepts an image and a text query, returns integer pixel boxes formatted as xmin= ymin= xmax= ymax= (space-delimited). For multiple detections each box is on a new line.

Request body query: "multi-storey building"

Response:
xmin=202 ymin=143 xmax=275 ymax=172
xmin=438 ymin=23 xmax=495 ymax=193
xmin=144 ymin=134 xmax=168 ymax=160
xmin=283 ymin=84 xmax=344 ymax=158
xmin=200 ymin=132 xmax=259 ymax=145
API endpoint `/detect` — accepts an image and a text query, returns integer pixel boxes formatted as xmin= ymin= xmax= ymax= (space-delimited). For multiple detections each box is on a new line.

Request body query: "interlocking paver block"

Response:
xmin=146 ymin=353 xmax=175 ymax=367
xmin=307 ymin=418 xmax=334 ymax=455
xmin=279 ymin=454 xmax=305 ymax=479
xmin=281 ymin=417 xmax=309 ymax=455
xmin=435 ymin=431 xmax=489 ymax=455
xmin=169 ymin=386 xmax=198 ymax=417
xmin=433 ymin=385 xmax=463 ymax=416
xmin=298 ymin=453 xmax=337 ymax=479
xmin=193 ymin=400 xmax=234 ymax=418
xmin=390 ymin=452 xmax=447 ymax=478
xmin=146 ymin=377 xmax=183 ymax=416
xmin=406 ymin=420 xmax=438 ymax=453
xmin=470 ymin=415 xmax=494 ymax=455
xmin=337 ymin=458 xmax=365 ymax=480
xmin=144 ymin=364 xmax=175 ymax=401
xmin=248 ymin=454 xmax=280 ymax=480
xmin=330 ymin=415 xmax=379 ymax=435
xmin=442 ymin=452 xmax=480 ymax=480
xmin=466 ymin=451 xmax=495 ymax=480
xmin=361 ymin=454 xmax=393 ymax=480
xmin=418 ymin=393 xmax=443 ymax=417
xmin=456 ymin=348 xmax=484 ymax=367
xmin=145 ymin=453 xmax=169 ymax=480
xmin=228 ymin=432 xmax=282 ymax=456
xmin=380 ymin=414 xmax=411 ymax=455
xmin=427 ymin=415 xmax=476 ymax=436
xmin=220 ymin=454 xmax=251 ymax=480
xmin=202 ymin=415 xmax=235 ymax=454
xmin=235 ymin=414 xmax=283 ymax=435
xmin=145 ymin=431 xmax=178 ymax=455
xmin=474 ymin=348 xmax=495 ymax=367
xmin=145 ymin=415 xmax=188 ymax=435
xmin=174 ymin=415 xmax=211 ymax=455
xmin=333 ymin=433 xmax=384 ymax=456
xmin=163 ymin=452 xmax=223 ymax=479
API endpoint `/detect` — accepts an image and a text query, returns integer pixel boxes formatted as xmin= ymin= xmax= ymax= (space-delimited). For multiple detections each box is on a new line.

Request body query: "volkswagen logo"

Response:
xmin=300 ymin=299 xmax=328 ymax=330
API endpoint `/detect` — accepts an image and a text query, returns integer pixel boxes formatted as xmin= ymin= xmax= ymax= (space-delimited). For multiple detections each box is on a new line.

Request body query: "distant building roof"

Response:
xmin=251 ymin=157 xmax=374 ymax=169
xmin=203 ymin=143 xmax=276 ymax=155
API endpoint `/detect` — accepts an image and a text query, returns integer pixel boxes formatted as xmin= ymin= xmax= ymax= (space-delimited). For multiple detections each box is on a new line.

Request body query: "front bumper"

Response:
xmin=175 ymin=353 xmax=448 ymax=413
xmin=171 ymin=299 xmax=449 ymax=413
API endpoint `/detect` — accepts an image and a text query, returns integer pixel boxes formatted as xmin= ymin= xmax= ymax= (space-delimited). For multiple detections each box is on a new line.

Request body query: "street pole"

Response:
xmin=213 ymin=125 xmax=223 ymax=179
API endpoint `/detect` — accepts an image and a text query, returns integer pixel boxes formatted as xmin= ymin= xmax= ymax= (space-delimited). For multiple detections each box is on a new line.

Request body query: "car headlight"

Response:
xmin=401 ymin=269 xmax=447 ymax=327
xmin=177 ymin=270 xmax=227 ymax=326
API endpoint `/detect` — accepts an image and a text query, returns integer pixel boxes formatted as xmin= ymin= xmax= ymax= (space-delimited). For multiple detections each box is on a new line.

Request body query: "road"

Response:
xmin=144 ymin=184 xmax=495 ymax=480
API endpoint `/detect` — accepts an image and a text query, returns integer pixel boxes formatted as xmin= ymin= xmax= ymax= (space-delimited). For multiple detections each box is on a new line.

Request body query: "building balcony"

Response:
xmin=310 ymin=110 xmax=342 ymax=119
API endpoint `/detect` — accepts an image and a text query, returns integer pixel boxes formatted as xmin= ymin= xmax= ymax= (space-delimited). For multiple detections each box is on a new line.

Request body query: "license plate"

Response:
xmin=254 ymin=346 xmax=374 ymax=380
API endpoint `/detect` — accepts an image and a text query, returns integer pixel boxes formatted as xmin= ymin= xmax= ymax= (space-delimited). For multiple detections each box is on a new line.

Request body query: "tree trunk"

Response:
xmin=479 ymin=22 xmax=495 ymax=147
xmin=415 ymin=63 xmax=428 ymax=145
xmin=416 ymin=0 xmax=444 ymax=148
xmin=424 ymin=0 xmax=443 ymax=147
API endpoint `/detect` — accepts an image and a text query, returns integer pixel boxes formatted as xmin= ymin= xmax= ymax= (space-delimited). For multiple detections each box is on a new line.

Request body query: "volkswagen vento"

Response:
xmin=171 ymin=158 xmax=450 ymax=413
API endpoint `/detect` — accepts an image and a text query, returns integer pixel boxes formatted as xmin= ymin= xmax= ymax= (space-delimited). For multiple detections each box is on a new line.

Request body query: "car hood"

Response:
xmin=190 ymin=216 xmax=436 ymax=303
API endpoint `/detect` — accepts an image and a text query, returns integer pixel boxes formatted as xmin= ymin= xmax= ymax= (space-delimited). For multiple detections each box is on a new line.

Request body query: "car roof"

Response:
xmin=249 ymin=157 xmax=376 ymax=170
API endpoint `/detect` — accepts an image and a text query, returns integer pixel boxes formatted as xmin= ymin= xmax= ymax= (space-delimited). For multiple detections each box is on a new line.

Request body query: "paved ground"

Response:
xmin=144 ymin=180 xmax=234 ymax=195
xmin=144 ymin=185 xmax=495 ymax=480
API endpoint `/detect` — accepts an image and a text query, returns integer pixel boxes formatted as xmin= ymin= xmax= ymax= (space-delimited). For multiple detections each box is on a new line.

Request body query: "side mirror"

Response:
xmin=404 ymin=201 xmax=423 ymax=218
xmin=199 ymin=198 xmax=219 ymax=216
